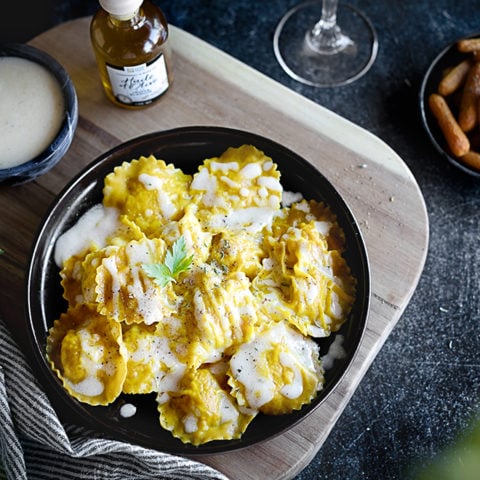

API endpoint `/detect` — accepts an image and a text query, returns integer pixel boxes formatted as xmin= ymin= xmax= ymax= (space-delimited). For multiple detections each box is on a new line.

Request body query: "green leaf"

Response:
xmin=142 ymin=236 xmax=193 ymax=287
xmin=142 ymin=262 xmax=174 ymax=288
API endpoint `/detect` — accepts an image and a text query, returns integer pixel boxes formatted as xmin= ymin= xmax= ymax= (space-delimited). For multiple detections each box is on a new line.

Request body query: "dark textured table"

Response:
xmin=3 ymin=1 xmax=480 ymax=479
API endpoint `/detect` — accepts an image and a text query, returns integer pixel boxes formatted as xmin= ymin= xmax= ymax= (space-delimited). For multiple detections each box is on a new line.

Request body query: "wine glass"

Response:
xmin=273 ymin=0 xmax=378 ymax=87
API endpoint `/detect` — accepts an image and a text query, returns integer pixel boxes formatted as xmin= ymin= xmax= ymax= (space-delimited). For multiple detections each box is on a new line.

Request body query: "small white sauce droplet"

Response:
xmin=321 ymin=334 xmax=346 ymax=370
xmin=120 ymin=403 xmax=137 ymax=418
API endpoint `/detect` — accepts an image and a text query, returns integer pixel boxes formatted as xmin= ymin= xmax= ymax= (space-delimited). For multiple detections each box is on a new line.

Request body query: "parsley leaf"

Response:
xmin=142 ymin=236 xmax=193 ymax=287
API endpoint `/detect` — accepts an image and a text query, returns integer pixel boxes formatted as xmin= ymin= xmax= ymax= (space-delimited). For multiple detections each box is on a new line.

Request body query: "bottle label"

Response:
xmin=106 ymin=54 xmax=169 ymax=106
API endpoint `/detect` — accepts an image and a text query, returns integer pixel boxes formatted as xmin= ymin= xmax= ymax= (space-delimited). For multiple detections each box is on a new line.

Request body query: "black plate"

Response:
xmin=25 ymin=126 xmax=370 ymax=455
xmin=420 ymin=32 xmax=480 ymax=177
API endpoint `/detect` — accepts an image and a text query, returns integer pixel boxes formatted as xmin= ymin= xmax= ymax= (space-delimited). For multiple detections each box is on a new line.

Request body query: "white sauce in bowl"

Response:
xmin=0 ymin=56 xmax=65 ymax=169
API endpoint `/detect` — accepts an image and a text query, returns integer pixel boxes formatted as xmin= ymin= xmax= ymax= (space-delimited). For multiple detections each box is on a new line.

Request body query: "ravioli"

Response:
xmin=95 ymin=237 xmax=177 ymax=325
xmin=122 ymin=323 xmax=186 ymax=395
xmin=49 ymin=144 xmax=356 ymax=446
xmin=227 ymin=322 xmax=324 ymax=415
xmin=209 ymin=229 xmax=264 ymax=279
xmin=46 ymin=303 xmax=127 ymax=406
xmin=103 ymin=155 xmax=192 ymax=238
xmin=254 ymin=200 xmax=355 ymax=337
xmin=190 ymin=145 xmax=282 ymax=233
xmin=158 ymin=367 xmax=256 ymax=445
xmin=161 ymin=204 xmax=213 ymax=265
xmin=59 ymin=211 xmax=146 ymax=307
xmin=192 ymin=268 xmax=260 ymax=357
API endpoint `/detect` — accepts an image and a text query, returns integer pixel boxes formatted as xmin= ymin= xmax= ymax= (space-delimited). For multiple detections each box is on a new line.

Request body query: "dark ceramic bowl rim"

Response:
xmin=419 ymin=31 xmax=480 ymax=178
xmin=25 ymin=126 xmax=370 ymax=455
xmin=0 ymin=43 xmax=78 ymax=182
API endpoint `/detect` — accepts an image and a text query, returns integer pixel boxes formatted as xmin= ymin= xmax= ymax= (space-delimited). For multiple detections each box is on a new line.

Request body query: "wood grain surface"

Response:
xmin=0 ymin=17 xmax=429 ymax=480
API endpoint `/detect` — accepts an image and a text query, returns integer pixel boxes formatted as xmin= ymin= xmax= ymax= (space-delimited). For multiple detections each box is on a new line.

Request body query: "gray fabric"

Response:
xmin=0 ymin=319 xmax=228 ymax=480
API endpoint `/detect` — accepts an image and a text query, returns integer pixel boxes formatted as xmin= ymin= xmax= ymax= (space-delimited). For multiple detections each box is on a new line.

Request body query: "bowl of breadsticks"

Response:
xmin=421 ymin=33 xmax=480 ymax=177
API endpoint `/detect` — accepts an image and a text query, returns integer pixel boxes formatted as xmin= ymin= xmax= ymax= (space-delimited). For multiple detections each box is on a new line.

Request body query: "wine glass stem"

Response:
xmin=307 ymin=0 xmax=354 ymax=55
xmin=320 ymin=0 xmax=338 ymax=28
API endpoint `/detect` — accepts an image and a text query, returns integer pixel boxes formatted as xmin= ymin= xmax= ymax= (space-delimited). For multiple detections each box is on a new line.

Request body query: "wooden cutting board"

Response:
xmin=0 ymin=17 xmax=428 ymax=480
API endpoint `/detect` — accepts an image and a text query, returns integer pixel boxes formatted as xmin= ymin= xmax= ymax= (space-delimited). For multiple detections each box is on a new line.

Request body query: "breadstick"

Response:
xmin=438 ymin=59 xmax=472 ymax=95
xmin=460 ymin=150 xmax=480 ymax=170
xmin=457 ymin=37 xmax=480 ymax=52
xmin=458 ymin=89 xmax=477 ymax=131
xmin=428 ymin=93 xmax=470 ymax=156
xmin=477 ymin=96 xmax=480 ymax=130
xmin=458 ymin=62 xmax=480 ymax=131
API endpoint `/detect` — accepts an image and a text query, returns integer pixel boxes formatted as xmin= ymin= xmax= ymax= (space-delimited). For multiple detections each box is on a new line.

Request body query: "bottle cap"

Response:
xmin=99 ymin=0 xmax=143 ymax=17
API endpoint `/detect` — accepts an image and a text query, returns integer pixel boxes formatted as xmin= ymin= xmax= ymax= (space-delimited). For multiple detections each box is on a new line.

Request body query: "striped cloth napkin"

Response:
xmin=0 ymin=319 xmax=228 ymax=480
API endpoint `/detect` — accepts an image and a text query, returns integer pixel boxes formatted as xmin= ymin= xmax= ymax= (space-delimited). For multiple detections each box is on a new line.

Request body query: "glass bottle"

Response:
xmin=90 ymin=0 xmax=172 ymax=109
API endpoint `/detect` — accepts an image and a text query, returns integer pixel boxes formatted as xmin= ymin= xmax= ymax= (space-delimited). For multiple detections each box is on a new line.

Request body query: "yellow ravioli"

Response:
xmin=209 ymin=230 xmax=265 ymax=279
xmin=60 ymin=255 xmax=84 ymax=306
xmin=228 ymin=321 xmax=323 ymax=415
xmin=157 ymin=367 xmax=256 ymax=445
xmin=192 ymin=267 xmax=261 ymax=358
xmin=95 ymin=237 xmax=178 ymax=325
xmin=60 ymin=215 xmax=145 ymax=307
xmin=46 ymin=303 xmax=127 ymax=406
xmin=103 ymin=155 xmax=192 ymax=238
xmin=273 ymin=199 xmax=347 ymax=253
xmin=158 ymin=204 xmax=213 ymax=265
xmin=254 ymin=202 xmax=355 ymax=337
xmin=190 ymin=145 xmax=282 ymax=233
xmin=122 ymin=323 xmax=186 ymax=394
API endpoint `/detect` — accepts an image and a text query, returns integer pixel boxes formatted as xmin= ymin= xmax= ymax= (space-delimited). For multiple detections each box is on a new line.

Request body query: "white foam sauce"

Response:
xmin=281 ymin=191 xmax=303 ymax=207
xmin=208 ymin=207 xmax=276 ymax=232
xmin=190 ymin=168 xmax=220 ymax=207
xmin=64 ymin=329 xmax=110 ymax=397
xmin=120 ymin=403 xmax=137 ymax=418
xmin=54 ymin=204 xmax=119 ymax=267
xmin=138 ymin=173 xmax=176 ymax=219
xmin=278 ymin=351 xmax=303 ymax=399
xmin=230 ymin=333 xmax=276 ymax=408
xmin=321 ymin=334 xmax=346 ymax=370
xmin=183 ymin=414 xmax=198 ymax=433
xmin=66 ymin=376 xmax=104 ymax=397
xmin=0 ymin=56 xmax=65 ymax=169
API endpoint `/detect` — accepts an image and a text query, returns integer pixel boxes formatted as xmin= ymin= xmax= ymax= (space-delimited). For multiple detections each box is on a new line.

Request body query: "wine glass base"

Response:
xmin=274 ymin=1 xmax=378 ymax=87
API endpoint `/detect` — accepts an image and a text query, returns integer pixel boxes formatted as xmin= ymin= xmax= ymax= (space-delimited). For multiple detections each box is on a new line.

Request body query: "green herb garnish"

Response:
xmin=142 ymin=236 xmax=193 ymax=287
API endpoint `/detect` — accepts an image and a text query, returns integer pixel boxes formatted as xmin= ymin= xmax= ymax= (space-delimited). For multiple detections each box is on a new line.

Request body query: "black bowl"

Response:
xmin=420 ymin=32 xmax=480 ymax=177
xmin=26 ymin=126 xmax=370 ymax=455
xmin=0 ymin=43 xmax=78 ymax=185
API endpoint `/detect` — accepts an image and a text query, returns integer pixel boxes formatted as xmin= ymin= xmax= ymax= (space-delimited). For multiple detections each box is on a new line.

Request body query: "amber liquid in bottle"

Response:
xmin=90 ymin=1 xmax=172 ymax=109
